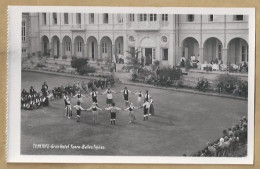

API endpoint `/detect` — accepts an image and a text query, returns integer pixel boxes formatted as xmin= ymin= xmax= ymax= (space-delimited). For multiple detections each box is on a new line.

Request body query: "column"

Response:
xmin=49 ymin=42 xmax=53 ymax=58
xmin=222 ymin=48 xmax=228 ymax=65
xmin=60 ymin=43 xmax=63 ymax=59
xmin=84 ymin=43 xmax=88 ymax=59
xmin=72 ymin=43 xmax=75 ymax=58
xmin=97 ymin=44 xmax=101 ymax=62
xmin=112 ymin=44 xmax=115 ymax=62
xmin=199 ymin=47 xmax=204 ymax=64
xmin=123 ymin=36 xmax=127 ymax=58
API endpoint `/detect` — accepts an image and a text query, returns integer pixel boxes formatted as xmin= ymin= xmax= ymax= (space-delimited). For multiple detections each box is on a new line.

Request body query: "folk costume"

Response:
xmin=103 ymin=88 xmax=116 ymax=106
xmin=105 ymin=104 xmax=122 ymax=125
xmin=90 ymin=91 xmax=98 ymax=103
xmin=73 ymin=102 xmax=85 ymax=122
xmin=121 ymin=87 xmax=132 ymax=106
xmin=124 ymin=102 xmax=138 ymax=123
xmin=142 ymin=101 xmax=151 ymax=120
xmin=86 ymin=102 xmax=103 ymax=123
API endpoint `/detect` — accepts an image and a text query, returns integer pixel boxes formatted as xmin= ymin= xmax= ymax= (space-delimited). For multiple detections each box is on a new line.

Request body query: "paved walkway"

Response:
xmin=22 ymin=68 xmax=247 ymax=101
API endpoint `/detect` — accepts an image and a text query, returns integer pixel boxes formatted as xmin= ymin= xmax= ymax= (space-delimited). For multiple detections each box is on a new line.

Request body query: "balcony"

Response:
xmin=71 ymin=24 xmax=86 ymax=31
xmin=129 ymin=21 xmax=160 ymax=31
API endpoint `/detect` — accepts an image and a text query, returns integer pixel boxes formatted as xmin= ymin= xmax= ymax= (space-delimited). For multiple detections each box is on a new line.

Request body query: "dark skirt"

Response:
xmin=110 ymin=112 xmax=116 ymax=119
xmin=92 ymin=97 xmax=97 ymax=103
xmin=77 ymin=109 xmax=81 ymax=116
xmin=144 ymin=108 xmax=148 ymax=115
xmin=149 ymin=103 xmax=155 ymax=115
xmin=124 ymin=94 xmax=128 ymax=101
xmin=107 ymin=98 xmax=113 ymax=104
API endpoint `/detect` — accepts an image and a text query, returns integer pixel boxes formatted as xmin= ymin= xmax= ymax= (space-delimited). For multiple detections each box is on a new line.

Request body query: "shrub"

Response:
xmin=36 ymin=63 xmax=46 ymax=68
xmin=154 ymin=60 xmax=160 ymax=67
xmin=131 ymin=73 xmax=138 ymax=81
xmin=53 ymin=55 xmax=59 ymax=60
xmin=78 ymin=64 xmax=96 ymax=75
xmin=71 ymin=57 xmax=88 ymax=73
xmin=62 ymin=55 xmax=67 ymax=60
xmin=215 ymin=74 xmax=244 ymax=94
xmin=157 ymin=67 xmax=182 ymax=80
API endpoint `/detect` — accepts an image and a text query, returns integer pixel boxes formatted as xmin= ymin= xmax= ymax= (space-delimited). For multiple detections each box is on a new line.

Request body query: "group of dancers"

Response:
xmin=64 ymin=86 xmax=155 ymax=124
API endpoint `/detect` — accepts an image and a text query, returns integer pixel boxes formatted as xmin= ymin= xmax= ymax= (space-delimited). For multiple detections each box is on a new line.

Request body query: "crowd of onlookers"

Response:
xmin=21 ymin=78 xmax=116 ymax=110
xmin=190 ymin=116 xmax=248 ymax=157
xmin=178 ymin=55 xmax=248 ymax=73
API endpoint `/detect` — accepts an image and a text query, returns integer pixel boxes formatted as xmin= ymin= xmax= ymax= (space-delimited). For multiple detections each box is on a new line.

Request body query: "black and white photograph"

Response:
xmin=7 ymin=6 xmax=255 ymax=164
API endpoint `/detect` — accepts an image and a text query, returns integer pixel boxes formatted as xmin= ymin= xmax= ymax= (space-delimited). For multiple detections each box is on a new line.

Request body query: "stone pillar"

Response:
xmin=222 ymin=48 xmax=228 ymax=65
xmin=199 ymin=47 xmax=204 ymax=64
xmin=60 ymin=43 xmax=63 ymax=59
xmin=97 ymin=44 xmax=101 ymax=61
xmin=123 ymin=36 xmax=127 ymax=58
xmin=49 ymin=42 xmax=53 ymax=58
xmin=112 ymin=44 xmax=116 ymax=62
xmin=72 ymin=43 xmax=75 ymax=58
xmin=84 ymin=43 xmax=88 ymax=59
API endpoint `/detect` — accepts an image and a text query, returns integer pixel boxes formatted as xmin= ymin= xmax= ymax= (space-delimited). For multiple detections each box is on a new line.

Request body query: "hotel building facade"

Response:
xmin=22 ymin=13 xmax=249 ymax=67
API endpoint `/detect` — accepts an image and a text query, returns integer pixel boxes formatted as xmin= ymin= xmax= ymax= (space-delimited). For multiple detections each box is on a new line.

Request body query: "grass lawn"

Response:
xmin=21 ymin=71 xmax=248 ymax=156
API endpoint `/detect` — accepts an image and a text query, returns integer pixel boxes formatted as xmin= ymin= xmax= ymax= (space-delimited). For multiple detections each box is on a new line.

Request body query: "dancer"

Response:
xmin=149 ymin=97 xmax=155 ymax=116
xmin=105 ymin=102 xmax=122 ymax=125
xmin=134 ymin=91 xmax=144 ymax=106
xmin=124 ymin=102 xmax=139 ymax=123
xmin=86 ymin=102 xmax=103 ymax=123
xmin=64 ymin=93 xmax=72 ymax=119
xmin=73 ymin=91 xmax=85 ymax=103
xmin=89 ymin=89 xmax=98 ymax=103
xmin=144 ymin=90 xmax=150 ymax=102
xmin=73 ymin=101 xmax=86 ymax=122
xmin=141 ymin=100 xmax=151 ymax=121
xmin=102 ymin=87 xmax=116 ymax=106
xmin=120 ymin=86 xmax=132 ymax=106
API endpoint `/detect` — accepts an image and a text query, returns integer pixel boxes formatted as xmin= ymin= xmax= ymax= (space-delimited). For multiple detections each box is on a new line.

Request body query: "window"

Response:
xmin=117 ymin=14 xmax=123 ymax=23
xmin=76 ymin=13 xmax=81 ymax=24
xmin=118 ymin=43 xmax=121 ymax=54
xmin=234 ymin=15 xmax=243 ymax=21
xmin=242 ymin=46 xmax=248 ymax=62
xmin=218 ymin=45 xmax=222 ymax=60
xmin=42 ymin=13 xmax=47 ymax=25
xmin=65 ymin=41 xmax=71 ymax=51
xmin=150 ymin=14 xmax=157 ymax=21
xmin=187 ymin=14 xmax=194 ymax=22
xmin=162 ymin=48 xmax=168 ymax=60
xmin=77 ymin=41 xmax=82 ymax=52
xmin=103 ymin=13 xmax=109 ymax=24
xmin=64 ymin=13 xmax=69 ymax=24
xmin=129 ymin=14 xmax=135 ymax=22
xmin=22 ymin=21 xmax=26 ymax=42
xmin=53 ymin=13 xmax=57 ymax=25
xmin=162 ymin=14 xmax=168 ymax=21
xmin=209 ymin=15 xmax=214 ymax=21
xmin=90 ymin=13 xmax=94 ymax=24
xmin=102 ymin=43 xmax=107 ymax=53
xmin=139 ymin=14 xmax=147 ymax=21
xmin=22 ymin=48 xmax=27 ymax=53
xmin=152 ymin=48 xmax=156 ymax=59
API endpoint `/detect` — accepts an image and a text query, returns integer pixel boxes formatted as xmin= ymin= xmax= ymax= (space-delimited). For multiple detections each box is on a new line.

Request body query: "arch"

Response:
xmin=41 ymin=35 xmax=49 ymax=56
xmin=115 ymin=36 xmax=124 ymax=63
xmin=51 ymin=35 xmax=60 ymax=57
xmin=100 ymin=36 xmax=113 ymax=61
xmin=227 ymin=37 xmax=248 ymax=64
xmin=139 ymin=37 xmax=156 ymax=48
xmin=62 ymin=36 xmax=72 ymax=57
xmin=181 ymin=37 xmax=199 ymax=60
xmin=74 ymin=36 xmax=85 ymax=57
xmin=87 ymin=36 xmax=98 ymax=60
xmin=203 ymin=37 xmax=223 ymax=63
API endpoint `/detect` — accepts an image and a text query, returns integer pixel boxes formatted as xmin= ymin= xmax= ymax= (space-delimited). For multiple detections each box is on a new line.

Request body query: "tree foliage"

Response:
xmin=71 ymin=58 xmax=89 ymax=73
xmin=124 ymin=50 xmax=143 ymax=75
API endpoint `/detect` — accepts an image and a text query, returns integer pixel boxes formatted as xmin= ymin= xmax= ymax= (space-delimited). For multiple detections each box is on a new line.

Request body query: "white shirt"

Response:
xmin=142 ymin=102 xmax=150 ymax=109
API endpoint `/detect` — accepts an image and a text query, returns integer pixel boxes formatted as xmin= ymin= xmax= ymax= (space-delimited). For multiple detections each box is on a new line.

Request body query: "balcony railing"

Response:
xmin=71 ymin=24 xmax=86 ymax=31
xmin=129 ymin=21 xmax=160 ymax=31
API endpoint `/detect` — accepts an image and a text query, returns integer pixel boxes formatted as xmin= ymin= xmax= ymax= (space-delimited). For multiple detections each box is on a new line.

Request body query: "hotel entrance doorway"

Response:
xmin=145 ymin=48 xmax=152 ymax=65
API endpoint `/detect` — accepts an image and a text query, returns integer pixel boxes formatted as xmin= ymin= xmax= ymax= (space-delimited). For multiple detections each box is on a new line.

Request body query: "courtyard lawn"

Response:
xmin=21 ymin=71 xmax=248 ymax=156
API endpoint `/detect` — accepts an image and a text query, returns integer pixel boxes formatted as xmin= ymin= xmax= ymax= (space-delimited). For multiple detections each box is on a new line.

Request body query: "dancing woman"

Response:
xmin=102 ymin=87 xmax=116 ymax=106
xmin=124 ymin=102 xmax=139 ymax=123
xmin=134 ymin=91 xmax=144 ymax=106
xmin=86 ymin=102 xmax=103 ymax=123
xmin=73 ymin=91 xmax=85 ymax=103
xmin=64 ymin=93 xmax=72 ymax=119
xmin=105 ymin=102 xmax=122 ymax=125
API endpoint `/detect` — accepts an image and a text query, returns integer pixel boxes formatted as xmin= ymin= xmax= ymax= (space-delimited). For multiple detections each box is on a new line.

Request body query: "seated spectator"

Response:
xmin=207 ymin=142 xmax=216 ymax=156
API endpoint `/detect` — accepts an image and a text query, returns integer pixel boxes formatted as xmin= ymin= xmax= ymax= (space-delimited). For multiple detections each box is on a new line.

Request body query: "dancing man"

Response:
xmin=105 ymin=102 xmax=122 ymax=125
xmin=73 ymin=101 xmax=86 ymax=122
xmin=120 ymin=86 xmax=132 ymax=106
xmin=89 ymin=89 xmax=98 ymax=103
xmin=141 ymin=100 xmax=151 ymax=121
